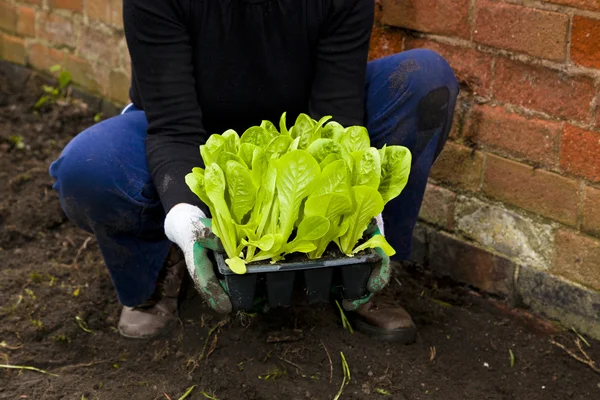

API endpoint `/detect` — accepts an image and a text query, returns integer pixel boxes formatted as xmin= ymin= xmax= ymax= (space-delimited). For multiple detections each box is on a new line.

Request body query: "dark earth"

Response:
xmin=1 ymin=64 xmax=600 ymax=400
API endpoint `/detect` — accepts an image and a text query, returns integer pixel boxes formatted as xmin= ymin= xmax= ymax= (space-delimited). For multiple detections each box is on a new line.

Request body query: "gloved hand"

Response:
xmin=164 ymin=203 xmax=232 ymax=314
xmin=342 ymin=214 xmax=391 ymax=311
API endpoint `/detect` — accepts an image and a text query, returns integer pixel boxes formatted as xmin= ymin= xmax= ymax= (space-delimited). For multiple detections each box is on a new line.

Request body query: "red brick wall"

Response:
xmin=1 ymin=1 xmax=599 ymax=302
xmin=0 ymin=0 xmax=129 ymax=104
xmin=371 ymin=0 xmax=600 ymax=298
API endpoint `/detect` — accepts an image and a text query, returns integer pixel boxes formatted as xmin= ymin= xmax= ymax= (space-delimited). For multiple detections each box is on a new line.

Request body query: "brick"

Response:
xmin=1 ymin=34 xmax=26 ymax=65
xmin=571 ymin=16 xmax=600 ymax=70
xmin=22 ymin=0 xmax=42 ymax=4
xmin=368 ymin=25 xmax=404 ymax=61
xmin=108 ymin=69 xmax=131 ymax=104
xmin=411 ymin=223 xmax=429 ymax=265
xmin=49 ymin=0 xmax=83 ymax=13
xmin=583 ymin=185 xmax=600 ymax=237
xmin=405 ymin=39 xmax=494 ymax=97
xmin=66 ymin=54 xmax=99 ymax=92
xmin=428 ymin=230 xmax=516 ymax=296
xmin=465 ymin=105 xmax=562 ymax=166
xmin=455 ymin=196 xmax=555 ymax=269
xmin=518 ymin=265 xmax=600 ymax=340
xmin=483 ymin=154 xmax=579 ymax=225
xmin=79 ymin=25 xmax=120 ymax=66
xmin=28 ymin=43 xmax=65 ymax=73
xmin=430 ymin=142 xmax=484 ymax=191
xmin=494 ymin=58 xmax=595 ymax=123
xmin=17 ymin=6 xmax=36 ymax=37
xmin=38 ymin=12 xmax=79 ymax=49
xmin=474 ymin=0 xmax=568 ymax=62
xmin=87 ymin=0 xmax=123 ymax=29
xmin=545 ymin=0 xmax=600 ymax=12
xmin=560 ymin=125 xmax=600 ymax=182
xmin=418 ymin=183 xmax=456 ymax=229
xmin=381 ymin=0 xmax=470 ymax=39
xmin=0 ymin=1 xmax=18 ymax=33
xmin=553 ymin=229 xmax=600 ymax=291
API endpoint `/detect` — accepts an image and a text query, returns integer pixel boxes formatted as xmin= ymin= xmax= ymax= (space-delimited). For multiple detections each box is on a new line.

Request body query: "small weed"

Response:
xmin=376 ymin=388 xmax=392 ymax=396
xmin=75 ymin=316 xmax=94 ymax=334
xmin=30 ymin=319 xmax=43 ymax=330
xmin=34 ymin=65 xmax=72 ymax=110
xmin=93 ymin=113 xmax=103 ymax=123
xmin=258 ymin=366 xmax=287 ymax=380
xmin=24 ymin=288 xmax=36 ymax=300
xmin=29 ymin=273 xmax=44 ymax=284
xmin=8 ymin=136 xmax=25 ymax=150
xmin=52 ymin=335 xmax=71 ymax=344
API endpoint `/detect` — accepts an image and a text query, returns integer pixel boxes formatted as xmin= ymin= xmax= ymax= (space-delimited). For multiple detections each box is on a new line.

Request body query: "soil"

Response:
xmin=1 ymin=65 xmax=600 ymax=400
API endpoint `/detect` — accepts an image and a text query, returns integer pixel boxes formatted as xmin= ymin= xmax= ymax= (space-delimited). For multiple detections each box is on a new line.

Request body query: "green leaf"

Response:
xmin=217 ymin=151 xmax=246 ymax=172
xmin=378 ymin=146 xmax=412 ymax=204
xmin=223 ymin=160 xmax=256 ymax=224
xmin=294 ymin=216 xmax=330 ymax=241
xmin=321 ymin=121 xmax=345 ymax=141
xmin=288 ymin=137 xmax=300 ymax=152
xmin=204 ymin=164 xmax=238 ymax=258
xmin=226 ymin=257 xmax=247 ymax=275
xmin=49 ymin=64 xmax=62 ymax=73
xmin=353 ymin=148 xmax=381 ymax=189
xmin=238 ymin=143 xmax=257 ymax=168
xmin=185 ymin=168 xmax=212 ymax=208
xmin=279 ymin=112 xmax=290 ymax=137
xmin=265 ymin=135 xmax=292 ymax=159
xmin=200 ymin=134 xmax=227 ymax=166
xmin=319 ymin=154 xmax=340 ymax=169
xmin=240 ymin=126 xmax=273 ymax=147
xmin=42 ymin=84 xmax=54 ymax=93
xmin=307 ymin=138 xmax=351 ymax=168
xmin=304 ymin=193 xmax=353 ymax=258
xmin=339 ymin=186 xmax=385 ymax=255
xmin=34 ymin=95 xmax=49 ymax=109
xmin=222 ymin=129 xmax=240 ymax=153
xmin=313 ymin=159 xmax=351 ymax=197
xmin=340 ymin=126 xmax=370 ymax=153
xmin=251 ymin=147 xmax=268 ymax=188
xmin=309 ymin=115 xmax=333 ymax=145
xmin=58 ymin=71 xmax=72 ymax=89
xmin=275 ymin=150 xmax=321 ymax=243
xmin=292 ymin=113 xmax=315 ymax=139
xmin=352 ymin=234 xmax=396 ymax=257
xmin=283 ymin=241 xmax=317 ymax=254
xmin=245 ymin=234 xmax=276 ymax=251
xmin=261 ymin=120 xmax=279 ymax=135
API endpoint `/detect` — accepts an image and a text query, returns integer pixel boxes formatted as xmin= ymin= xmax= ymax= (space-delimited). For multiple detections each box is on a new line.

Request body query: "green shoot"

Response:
xmin=431 ymin=299 xmax=452 ymax=308
xmin=335 ymin=300 xmax=354 ymax=334
xmin=75 ymin=316 xmax=94 ymax=334
xmin=333 ymin=352 xmax=351 ymax=400
xmin=509 ymin=349 xmax=515 ymax=368
xmin=200 ymin=391 xmax=219 ymax=400
xmin=571 ymin=327 xmax=591 ymax=348
xmin=0 ymin=363 xmax=58 ymax=376
xmin=376 ymin=388 xmax=392 ymax=396
xmin=258 ymin=366 xmax=287 ymax=380
xmin=93 ymin=113 xmax=103 ymax=123
xmin=177 ymin=385 xmax=197 ymax=400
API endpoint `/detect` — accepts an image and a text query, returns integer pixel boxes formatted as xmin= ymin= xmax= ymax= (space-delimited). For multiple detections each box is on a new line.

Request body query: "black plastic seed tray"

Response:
xmin=215 ymin=249 xmax=382 ymax=311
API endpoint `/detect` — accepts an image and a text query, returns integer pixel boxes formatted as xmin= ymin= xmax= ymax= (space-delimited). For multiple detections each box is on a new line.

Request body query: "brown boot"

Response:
xmin=118 ymin=246 xmax=186 ymax=339
xmin=351 ymin=297 xmax=417 ymax=344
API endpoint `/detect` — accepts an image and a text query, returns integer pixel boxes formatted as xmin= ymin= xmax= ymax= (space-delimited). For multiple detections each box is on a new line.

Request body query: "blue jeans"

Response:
xmin=49 ymin=50 xmax=459 ymax=307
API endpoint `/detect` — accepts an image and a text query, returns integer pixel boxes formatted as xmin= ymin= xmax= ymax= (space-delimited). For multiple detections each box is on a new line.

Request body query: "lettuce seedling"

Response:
xmin=186 ymin=113 xmax=411 ymax=274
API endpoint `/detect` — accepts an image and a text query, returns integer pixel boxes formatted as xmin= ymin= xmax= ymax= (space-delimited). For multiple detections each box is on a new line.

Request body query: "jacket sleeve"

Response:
xmin=308 ymin=0 xmax=374 ymax=127
xmin=123 ymin=0 xmax=207 ymax=214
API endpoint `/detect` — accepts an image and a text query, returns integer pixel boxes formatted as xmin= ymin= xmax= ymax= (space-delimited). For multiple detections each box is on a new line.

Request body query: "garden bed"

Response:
xmin=1 ymin=64 xmax=599 ymax=400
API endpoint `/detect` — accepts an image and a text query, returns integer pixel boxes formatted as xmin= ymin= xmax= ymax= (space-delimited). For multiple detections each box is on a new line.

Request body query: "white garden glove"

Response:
xmin=164 ymin=203 xmax=232 ymax=314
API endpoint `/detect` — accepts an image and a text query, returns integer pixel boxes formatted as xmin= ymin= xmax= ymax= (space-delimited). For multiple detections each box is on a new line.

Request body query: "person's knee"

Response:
xmin=404 ymin=49 xmax=458 ymax=96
